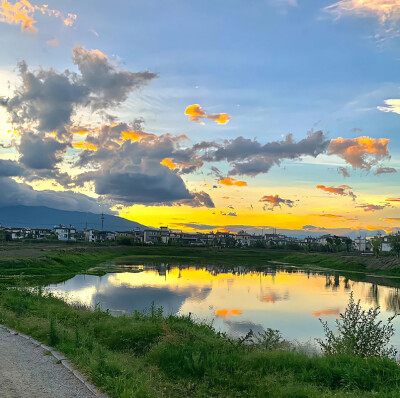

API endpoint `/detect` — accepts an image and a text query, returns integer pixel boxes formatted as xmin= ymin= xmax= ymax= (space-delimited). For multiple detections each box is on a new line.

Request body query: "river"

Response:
xmin=46 ymin=264 xmax=400 ymax=349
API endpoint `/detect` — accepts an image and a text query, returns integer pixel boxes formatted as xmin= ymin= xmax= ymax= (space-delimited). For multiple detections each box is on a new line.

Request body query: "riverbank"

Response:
xmin=1 ymin=243 xmax=400 ymax=280
xmin=0 ymin=288 xmax=400 ymax=398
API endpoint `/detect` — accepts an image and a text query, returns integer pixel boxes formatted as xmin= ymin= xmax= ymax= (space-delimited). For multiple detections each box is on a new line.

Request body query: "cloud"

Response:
xmin=219 ymin=177 xmax=247 ymax=187
xmin=325 ymin=0 xmax=400 ymax=24
xmin=310 ymin=214 xmax=357 ymax=221
xmin=378 ymin=99 xmax=400 ymax=114
xmin=316 ymin=184 xmax=357 ymax=200
xmin=386 ymin=197 xmax=400 ymax=202
xmin=0 ymin=177 xmax=105 ymax=213
xmin=0 ymin=1 xmax=76 ymax=33
xmin=79 ymin=169 xmax=193 ymax=205
xmin=215 ymin=309 xmax=243 ymax=318
xmin=337 ymin=167 xmax=350 ymax=177
xmin=375 ymin=167 xmax=397 ymax=175
xmin=302 ymin=225 xmax=327 ymax=231
xmin=356 ymin=203 xmax=392 ymax=212
xmin=160 ymin=158 xmax=178 ymax=170
xmin=0 ymin=159 xmax=24 ymax=177
xmin=72 ymin=141 xmax=98 ymax=151
xmin=259 ymin=194 xmax=295 ymax=211
xmin=220 ymin=211 xmax=237 ymax=217
xmin=171 ymin=191 xmax=215 ymax=208
xmin=185 ymin=104 xmax=231 ymax=125
xmin=18 ymin=132 xmax=68 ymax=170
xmin=72 ymin=125 xmax=206 ymax=204
xmin=72 ymin=46 xmax=157 ymax=109
xmin=383 ymin=218 xmax=400 ymax=224
xmin=327 ymin=137 xmax=390 ymax=171
xmin=202 ymin=131 xmax=329 ymax=176
xmin=1 ymin=60 xmax=88 ymax=134
xmin=46 ymin=38 xmax=59 ymax=47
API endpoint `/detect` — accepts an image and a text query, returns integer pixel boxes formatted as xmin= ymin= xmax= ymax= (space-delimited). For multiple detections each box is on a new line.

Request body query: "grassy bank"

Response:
xmin=0 ymin=243 xmax=138 ymax=277
xmin=1 ymin=243 xmax=399 ymax=281
xmin=1 ymin=288 xmax=400 ymax=398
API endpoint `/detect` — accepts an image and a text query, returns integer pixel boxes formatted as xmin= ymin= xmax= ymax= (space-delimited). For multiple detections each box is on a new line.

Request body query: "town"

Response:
xmin=0 ymin=222 xmax=396 ymax=254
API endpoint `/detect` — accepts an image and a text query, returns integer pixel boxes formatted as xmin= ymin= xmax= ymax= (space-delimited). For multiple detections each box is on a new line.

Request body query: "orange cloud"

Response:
xmin=383 ymin=218 xmax=400 ymax=224
xmin=326 ymin=0 xmax=400 ymax=24
xmin=160 ymin=158 xmax=178 ymax=170
xmin=0 ymin=1 xmax=76 ymax=33
xmin=185 ymin=104 xmax=206 ymax=124
xmin=327 ymin=137 xmax=390 ymax=171
xmin=219 ymin=177 xmax=247 ymax=187
xmin=215 ymin=308 xmax=243 ymax=318
xmin=386 ymin=198 xmax=400 ymax=202
xmin=316 ymin=184 xmax=356 ymax=200
xmin=312 ymin=308 xmax=340 ymax=317
xmin=207 ymin=113 xmax=231 ymax=125
xmin=121 ymin=130 xmax=155 ymax=142
xmin=185 ymin=104 xmax=231 ymax=125
xmin=72 ymin=141 xmax=98 ymax=151
xmin=72 ymin=130 xmax=89 ymax=136
xmin=259 ymin=194 xmax=294 ymax=210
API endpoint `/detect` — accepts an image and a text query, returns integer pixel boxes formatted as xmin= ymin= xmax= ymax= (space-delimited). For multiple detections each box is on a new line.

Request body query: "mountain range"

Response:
xmin=0 ymin=206 xmax=147 ymax=231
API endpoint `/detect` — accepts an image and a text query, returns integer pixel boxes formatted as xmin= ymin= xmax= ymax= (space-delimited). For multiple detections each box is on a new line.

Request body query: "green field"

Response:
xmin=2 ymin=243 xmax=400 ymax=397
xmin=1 ymin=288 xmax=400 ymax=398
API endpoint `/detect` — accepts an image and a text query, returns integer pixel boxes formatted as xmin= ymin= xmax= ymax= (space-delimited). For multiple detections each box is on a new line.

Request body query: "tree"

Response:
xmin=388 ymin=232 xmax=400 ymax=257
xmin=317 ymin=292 xmax=398 ymax=359
xmin=371 ymin=237 xmax=382 ymax=257
xmin=344 ymin=238 xmax=353 ymax=252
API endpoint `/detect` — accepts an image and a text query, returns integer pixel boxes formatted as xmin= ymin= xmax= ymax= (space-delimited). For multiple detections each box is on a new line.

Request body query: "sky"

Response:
xmin=0 ymin=0 xmax=399 ymax=237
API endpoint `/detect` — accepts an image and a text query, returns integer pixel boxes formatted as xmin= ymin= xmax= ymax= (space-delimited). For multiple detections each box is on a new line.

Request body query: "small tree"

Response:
xmin=371 ymin=237 xmax=382 ymax=257
xmin=317 ymin=292 xmax=398 ymax=359
xmin=389 ymin=232 xmax=400 ymax=257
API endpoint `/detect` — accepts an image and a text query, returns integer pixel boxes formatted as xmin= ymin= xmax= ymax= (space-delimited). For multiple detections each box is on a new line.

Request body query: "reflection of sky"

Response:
xmin=46 ymin=267 xmax=400 ymax=348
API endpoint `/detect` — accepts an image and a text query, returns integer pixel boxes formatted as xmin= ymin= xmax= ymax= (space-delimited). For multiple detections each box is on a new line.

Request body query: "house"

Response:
xmin=353 ymin=236 xmax=371 ymax=252
xmin=53 ymin=225 xmax=76 ymax=241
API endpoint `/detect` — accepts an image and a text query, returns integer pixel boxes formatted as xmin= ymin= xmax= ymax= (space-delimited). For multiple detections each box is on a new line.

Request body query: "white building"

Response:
xmin=54 ymin=225 xmax=76 ymax=241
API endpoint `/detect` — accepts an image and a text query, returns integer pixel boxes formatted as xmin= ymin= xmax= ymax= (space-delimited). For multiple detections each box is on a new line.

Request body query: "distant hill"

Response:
xmin=0 ymin=206 xmax=147 ymax=231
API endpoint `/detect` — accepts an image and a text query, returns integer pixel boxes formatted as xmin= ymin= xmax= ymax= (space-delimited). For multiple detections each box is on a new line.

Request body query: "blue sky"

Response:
xmin=0 ymin=0 xmax=399 ymax=235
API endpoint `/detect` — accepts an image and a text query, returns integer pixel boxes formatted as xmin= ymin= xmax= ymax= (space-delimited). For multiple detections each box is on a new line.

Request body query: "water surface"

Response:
xmin=46 ymin=264 xmax=400 ymax=348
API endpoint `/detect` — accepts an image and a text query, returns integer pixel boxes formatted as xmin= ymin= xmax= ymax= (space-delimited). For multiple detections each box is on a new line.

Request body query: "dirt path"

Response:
xmin=0 ymin=326 xmax=106 ymax=398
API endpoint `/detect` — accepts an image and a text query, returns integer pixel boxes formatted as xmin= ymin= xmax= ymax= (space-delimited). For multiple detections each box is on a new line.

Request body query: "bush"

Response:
xmin=317 ymin=292 xmax=398 ymax=359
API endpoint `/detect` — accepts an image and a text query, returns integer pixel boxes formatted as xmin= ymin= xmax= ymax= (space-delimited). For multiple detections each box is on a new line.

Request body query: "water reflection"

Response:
xmin=46 ymin=264 xmax=400 ymax=348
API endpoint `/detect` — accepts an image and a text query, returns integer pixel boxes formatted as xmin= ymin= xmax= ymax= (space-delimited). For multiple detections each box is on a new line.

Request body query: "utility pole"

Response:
xmin=101 ymin=212 xmax=104 ymax=231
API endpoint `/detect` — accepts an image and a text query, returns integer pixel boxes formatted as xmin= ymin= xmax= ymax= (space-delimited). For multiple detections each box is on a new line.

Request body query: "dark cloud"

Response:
xmin=84 ymin=169 xmax=193 ymax=205
xmin=173 ymin=191 xmax=215 ymax=208
xmin=0 ymin=160 xmax=24 ymax=177
xmin=259 ymin=194 xmax=295 ymax=211
xmin=355 ymin=203 xmax=392 ymax=212
xmin=0 ymin=177 xmax=106 ymax=213
xmin=19 ymin=132 xmax=68 ymax=170
xmin=375 ymin=167 xmax=397 ymax=175
xmin=0 ymin=61 xmax=88 ymax=133
xmin=72 ymin=46 xmax=157 ymax=109
xmin=201 ymin=131 xmax=329 ymax=176
xmin=337 ymin=167 xmax=350 ymax=178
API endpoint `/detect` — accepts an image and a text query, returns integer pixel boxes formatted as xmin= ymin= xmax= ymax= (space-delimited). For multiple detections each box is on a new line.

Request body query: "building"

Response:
xmin=54 ymin=225 xmax=77 ymax=241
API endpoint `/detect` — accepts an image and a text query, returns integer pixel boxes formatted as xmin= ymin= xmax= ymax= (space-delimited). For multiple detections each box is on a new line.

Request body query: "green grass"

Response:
xmin=1 ymin=288 xmax=400 ymax=398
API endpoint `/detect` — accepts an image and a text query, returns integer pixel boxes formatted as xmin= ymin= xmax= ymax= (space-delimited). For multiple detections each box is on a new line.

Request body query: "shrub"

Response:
xmin=317 ymin=292 xmax=398 ymax=359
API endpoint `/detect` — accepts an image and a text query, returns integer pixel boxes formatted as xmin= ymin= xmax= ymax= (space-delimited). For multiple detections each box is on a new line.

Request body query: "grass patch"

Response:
xmin=0 ymin=288 xmax=400 ymax=397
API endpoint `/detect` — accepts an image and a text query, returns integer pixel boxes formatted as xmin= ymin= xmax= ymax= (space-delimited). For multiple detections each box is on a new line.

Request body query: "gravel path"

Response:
xmin=0 ymin=326 xmax=106 ymax=398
